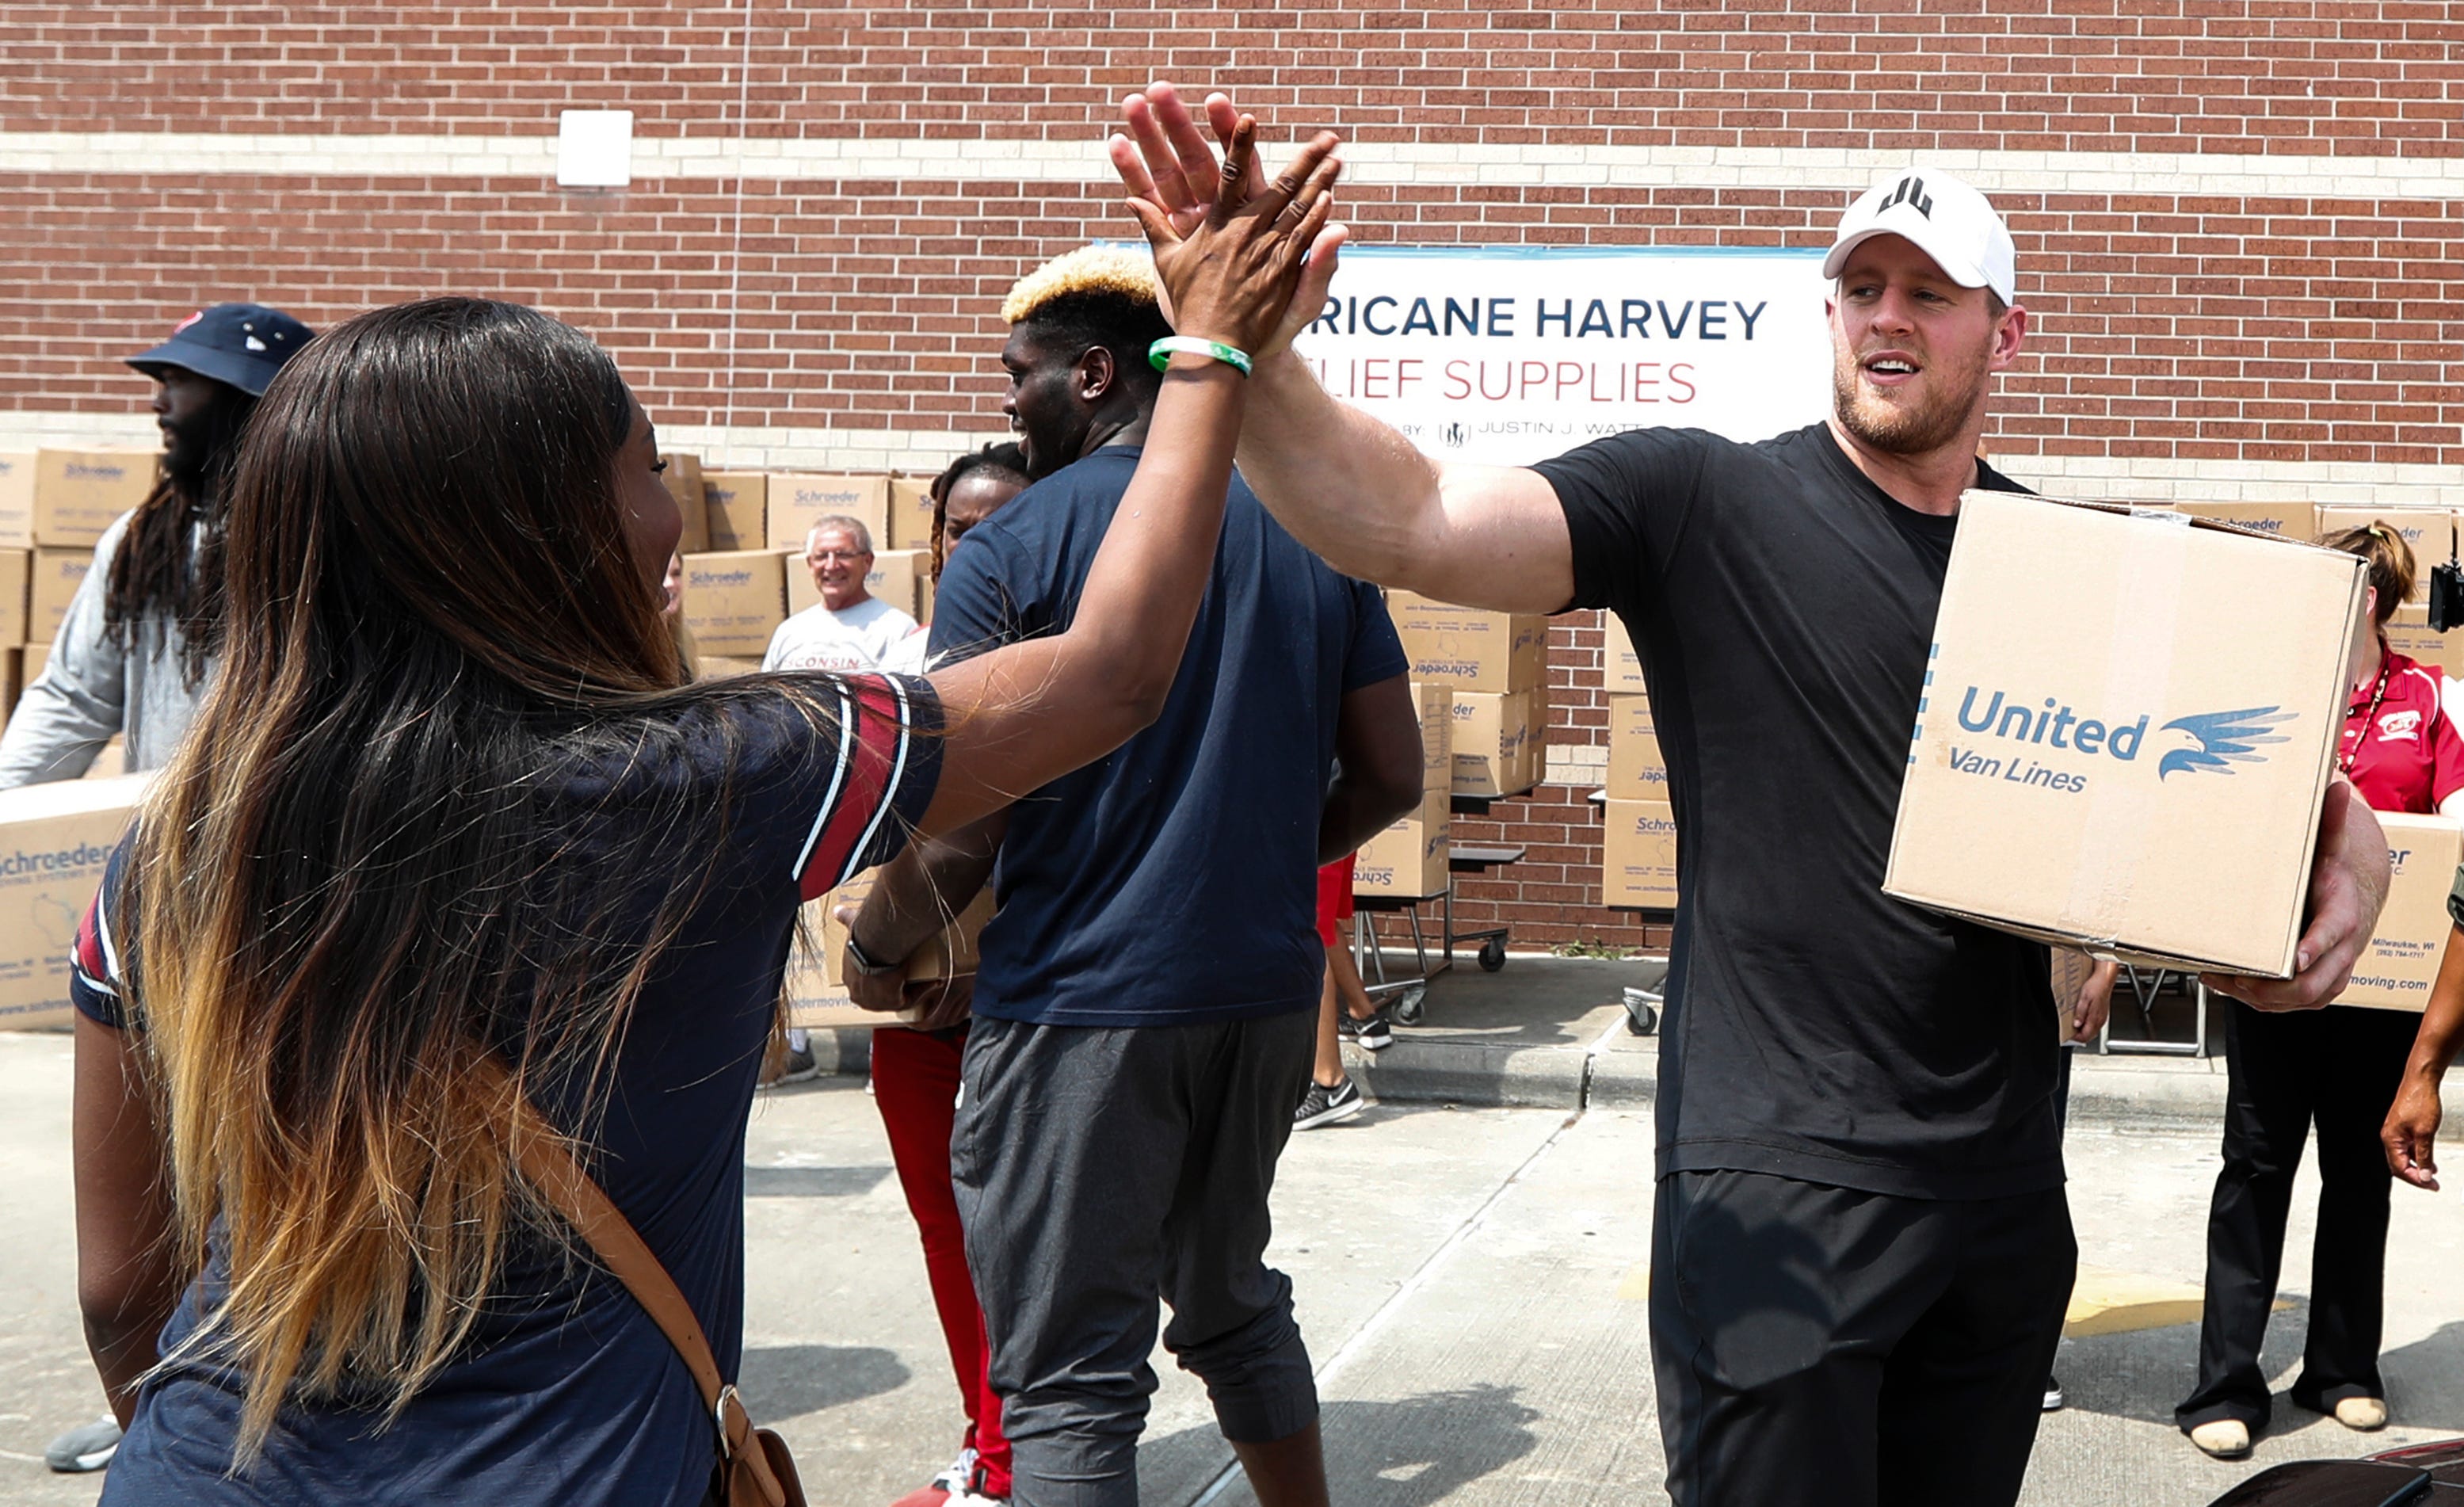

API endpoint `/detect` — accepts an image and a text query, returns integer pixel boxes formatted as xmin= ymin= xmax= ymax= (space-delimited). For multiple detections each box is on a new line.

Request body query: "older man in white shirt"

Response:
xmin=761 ymin=515 xmax=917 ymax=672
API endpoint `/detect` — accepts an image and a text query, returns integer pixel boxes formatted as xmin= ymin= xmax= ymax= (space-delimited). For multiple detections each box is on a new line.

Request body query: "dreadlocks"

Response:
xmin=102 ymin=380 xmax=255 ymax=686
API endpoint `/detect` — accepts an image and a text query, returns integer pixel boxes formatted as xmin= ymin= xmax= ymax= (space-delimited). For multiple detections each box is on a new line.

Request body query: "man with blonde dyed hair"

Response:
xmin=845 ymin=246 xmax=1425 ymax=1507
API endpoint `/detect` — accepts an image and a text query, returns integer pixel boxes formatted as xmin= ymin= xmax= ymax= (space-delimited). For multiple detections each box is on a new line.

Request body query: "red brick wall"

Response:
xmin=5 ymin=2 xmax=2458 ymax=952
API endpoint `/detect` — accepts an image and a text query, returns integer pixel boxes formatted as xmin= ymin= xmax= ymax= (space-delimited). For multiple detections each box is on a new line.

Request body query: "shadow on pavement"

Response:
xmin=742 ymin=1164 xmax=891 ymax=1197
xmin=2054 ymin=1301 xmax=2312 ymax=1428
xmin=738 ymin=1343 xmax=910 ymax=1420
xmin=1142 ymin=1384 xmax=1544 ymax=1506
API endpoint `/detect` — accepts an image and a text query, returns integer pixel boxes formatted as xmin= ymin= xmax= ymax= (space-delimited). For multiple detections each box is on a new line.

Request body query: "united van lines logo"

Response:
xmin=2378 ymin=709 xmax=2424 ymax=742
xmin=1947 ymin=688 xmax=2298 ymax=788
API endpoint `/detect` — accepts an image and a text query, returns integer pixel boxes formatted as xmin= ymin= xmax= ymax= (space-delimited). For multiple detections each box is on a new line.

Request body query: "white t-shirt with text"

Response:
xmin=761 ymin=595 xmax=920 ymax=673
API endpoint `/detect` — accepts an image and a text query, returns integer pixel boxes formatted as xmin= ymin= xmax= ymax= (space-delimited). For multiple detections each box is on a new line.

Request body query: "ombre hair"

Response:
xmin=120 ymin=298 xmax=840 ymax=1456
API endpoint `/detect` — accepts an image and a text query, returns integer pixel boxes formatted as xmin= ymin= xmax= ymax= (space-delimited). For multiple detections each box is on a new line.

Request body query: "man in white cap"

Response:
xmin=1108 ymin=84 xmax=2391 ymax=1507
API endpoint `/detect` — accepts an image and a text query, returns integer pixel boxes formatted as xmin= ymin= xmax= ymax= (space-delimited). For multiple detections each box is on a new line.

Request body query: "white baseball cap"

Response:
xmin=1822 ymin=169 xmax=2016 ymax=305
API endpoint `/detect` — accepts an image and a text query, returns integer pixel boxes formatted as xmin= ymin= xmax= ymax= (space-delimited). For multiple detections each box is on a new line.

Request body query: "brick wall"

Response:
xmin=5 ymin=2 xmax=2461 ymax=950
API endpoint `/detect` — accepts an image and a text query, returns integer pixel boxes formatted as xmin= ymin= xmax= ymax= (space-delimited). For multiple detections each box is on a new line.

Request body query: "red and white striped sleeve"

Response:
xmin=789 ymin=673 xmax=944 ymax=901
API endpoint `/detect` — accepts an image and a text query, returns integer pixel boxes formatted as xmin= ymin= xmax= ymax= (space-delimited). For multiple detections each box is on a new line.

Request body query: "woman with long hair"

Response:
xmin=71 ymin=124 xmax=1340 ymax=1503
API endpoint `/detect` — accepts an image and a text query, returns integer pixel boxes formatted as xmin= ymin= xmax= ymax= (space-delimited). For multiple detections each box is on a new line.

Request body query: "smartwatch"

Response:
xmin=842 ymin=931 xmax=904 ymax=977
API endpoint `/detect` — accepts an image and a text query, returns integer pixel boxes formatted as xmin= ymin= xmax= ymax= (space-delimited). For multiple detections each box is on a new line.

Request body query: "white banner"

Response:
xmin=1286 ymin=245 xmax=1833 ymax=467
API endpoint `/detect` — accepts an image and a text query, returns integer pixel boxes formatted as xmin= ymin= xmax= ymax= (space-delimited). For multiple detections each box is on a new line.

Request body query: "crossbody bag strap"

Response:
xmin=488 ymin=1070 xmax=786 ymax=1504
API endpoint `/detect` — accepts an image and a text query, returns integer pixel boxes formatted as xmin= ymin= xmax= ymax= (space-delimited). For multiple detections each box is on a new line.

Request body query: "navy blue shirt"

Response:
xmin=74 ymin=677 xmax=941 ymax=1506
xmin=929 ymin=446 xmax=1407 ymax=1026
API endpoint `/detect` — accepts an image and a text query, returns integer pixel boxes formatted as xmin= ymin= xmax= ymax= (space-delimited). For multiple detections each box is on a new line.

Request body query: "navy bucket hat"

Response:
xmin=125 ymin=303 xmax=315 ymax=397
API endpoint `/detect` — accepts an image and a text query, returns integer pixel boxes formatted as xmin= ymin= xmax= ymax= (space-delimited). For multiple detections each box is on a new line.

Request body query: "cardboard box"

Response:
xmin=2386 ymin=603 xmax=2463 ymax=681
xmin=30 ymin=547 xmax=91 ymax=643
xmin=661 ymin=452 xmax=708 ymax=555
xmin=889 ymin=477 xmax=937 ymax=551
xmin=1884 ymin=492 xmax=2366 ymax=976
xmin=784 ymin=868 xmax=996 ymax=1028
xmin=2316 ymin=507 xmax=2443 ymax=601
xmin=679 ymin=550 xmax=786 ymax=658
xmin=1601 ymin=799 xmax=1680 ymax=908
xmin=2339 ymin=813 xmax=2463 ymax=1011
xmin=701 ymin=472 xmax=769 ymax=553
xmin=0 ymin=648 xmax=21 ymax=729
xmin=1605 ymin=693 xmax=1667 ymax=800
xmin=2172 ymin=502 xmax=2319 ymax=544
xmin=766 ymin=473 xmax=891 ymax=552
xmin=23 ymin=640 xmax=48 ymax=686
xmin=33 ymin=449 xmax=154 ymax=547
xmin=0 ymin=452 xmax=32 ymax=548
xmin=0 ymin=548 xmax=26 ymax=647
xmin=786 ymin=547 xmax=926 ymax=622
xmin=1603 ymin=611 xmax=1646 ymax=694
xmin=1386 ymin=589 xmax=1548 ymax=692
xmin=1450 ymin=688 xmax=1546 ymax=799
xmin=1356 ymin=684 xmax=1452 ymax=898
xmin=696 ymin=654 xmax=765 ymax=680
xmin=0 ymin=773 xmax=149 ymax=1029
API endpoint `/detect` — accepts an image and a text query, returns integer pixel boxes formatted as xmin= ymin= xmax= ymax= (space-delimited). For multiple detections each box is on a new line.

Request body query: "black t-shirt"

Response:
xmin=1537 ymin=422 xmax=2062 ymax=1200
xmin=73 ymin=676 xmax=942 ymax=1505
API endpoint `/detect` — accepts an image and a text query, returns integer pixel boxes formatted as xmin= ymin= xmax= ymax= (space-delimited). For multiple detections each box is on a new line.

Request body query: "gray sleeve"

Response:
xmin=0 ymin=528 xmax=128 ymax=788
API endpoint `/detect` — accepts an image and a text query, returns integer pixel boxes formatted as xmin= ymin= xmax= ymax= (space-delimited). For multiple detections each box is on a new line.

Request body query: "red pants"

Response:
xmin=872 ymin=1025 xmax=1013 ymax=1498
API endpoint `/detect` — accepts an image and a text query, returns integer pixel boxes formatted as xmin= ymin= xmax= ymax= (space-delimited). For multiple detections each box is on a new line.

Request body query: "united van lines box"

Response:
xmin=2173 ymin=501 xmax=2318 ymax=544
xmin=786 ymin=547 xmax=926 ymax=621
xmin=0 ymin=452 xmax=33 ymax=548
xmin=1603 ymin=612 xmax=1646 ymax=694
xmin=701 ymin=472 xmax=769 ymax=553
xmin=30 ymin=547 xmax=90 ymax=643
xmin=1605 ymin=693 xmax=1666 ymax=800
xmin=0 ymin=548 xmax=28 ymax=647
xmin=34 ymin=450 xmax=153 ymax=547
xmin=1450 ymin=688 xmax=1545 ymax=798
xmin=2340 ymin=814 xmax=2463 ymax=1011
xmin=766 ymin=474 xmax=891 ymax=552
xmin=2386 ymin=604 xmax=2462 ymax=681
xmin=680 ymin=550 xmax=785 ymax=657
xmin=2316 ymin=507 xmax=2441 ymax=601
xmin=1601 ymin=799 xmax=1679 ymax=908
xmin=888 ymin=477 xmax=936 ymax=551
xmin=660 ymin=452 xmax=708 ymax=555
xmin=1386 ymin=590 xmax=1547 ymax=693
xmin=784 ymin=868 xmax=995 ymax=1028
xmin=1356 ymin=684 xmax=1451 ymax=898
xmin=1885 ymin=492 xmax=2366 ymax=976
xmin=0 ymin=773 xmax=150 ymax=1029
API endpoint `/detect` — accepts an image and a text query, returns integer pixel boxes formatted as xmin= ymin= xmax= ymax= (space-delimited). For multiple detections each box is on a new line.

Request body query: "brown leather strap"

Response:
xmin=488 ymin=1068 xmax=787 ymax=1505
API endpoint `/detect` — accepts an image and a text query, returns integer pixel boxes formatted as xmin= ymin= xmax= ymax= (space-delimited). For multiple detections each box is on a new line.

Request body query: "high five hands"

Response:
xmin=1113 ymin=82 xmax=1347 ymax=362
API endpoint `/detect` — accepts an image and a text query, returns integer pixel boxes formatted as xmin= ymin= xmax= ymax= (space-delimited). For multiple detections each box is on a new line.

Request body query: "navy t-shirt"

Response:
xmin=929 ymin=445 xmax=1407 ymax=1025
xmin=73 ymin=675 xmax=941 ymax=1507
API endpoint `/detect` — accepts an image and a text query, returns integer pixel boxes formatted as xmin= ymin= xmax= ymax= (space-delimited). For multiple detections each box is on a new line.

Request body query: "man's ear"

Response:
xmin=1075 ymin=345 xmax=1118 ymax=403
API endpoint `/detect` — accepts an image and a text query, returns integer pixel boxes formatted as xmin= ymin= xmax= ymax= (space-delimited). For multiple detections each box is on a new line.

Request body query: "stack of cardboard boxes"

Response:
xmin=1385 ymin=590 xmax=1550 ymax=799
xmin=1598 ymin=614 xmax=1678 ymax=907
xmin=0 ymin=448 xmax=157 ymax=735
xmin=673 ymin=462 xmax=946 ymax=676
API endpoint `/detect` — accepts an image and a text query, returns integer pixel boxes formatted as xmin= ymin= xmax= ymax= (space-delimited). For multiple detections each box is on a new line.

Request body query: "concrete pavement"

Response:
xmin=7 ymin=981 xmax=2464 ymax=1505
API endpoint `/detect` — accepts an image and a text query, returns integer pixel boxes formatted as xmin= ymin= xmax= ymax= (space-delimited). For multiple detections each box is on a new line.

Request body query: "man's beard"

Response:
xmin=1830 ymin=343 xmax=1989 ymax=457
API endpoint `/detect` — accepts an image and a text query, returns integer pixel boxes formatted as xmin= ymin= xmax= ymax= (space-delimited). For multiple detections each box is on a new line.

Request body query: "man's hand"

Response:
xmin=2069 ymin=957 xmax=2116 ymax=1043
xmin=2201 ymin=783 xmax=2390 ymax=1010
xmin=1111 ymin=82 xmax=1346 ymax=358
xmin=835 ymin=900 xmax=911 ymax=1014
xmin=2385 ymin=1072 xmax=2443 ymax=1191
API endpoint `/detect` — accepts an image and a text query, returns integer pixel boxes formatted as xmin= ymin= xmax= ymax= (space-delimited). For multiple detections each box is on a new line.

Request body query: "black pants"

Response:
xmin=1651 ymin=1169 xmax=2075 ymax=1507
xmin=2178 ymin=1002 xmax=2420 ymax=1433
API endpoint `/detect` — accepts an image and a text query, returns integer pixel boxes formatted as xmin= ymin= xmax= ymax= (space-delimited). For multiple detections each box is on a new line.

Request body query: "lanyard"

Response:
xmin=2340 ymin=646 xmax=2394 ymax=776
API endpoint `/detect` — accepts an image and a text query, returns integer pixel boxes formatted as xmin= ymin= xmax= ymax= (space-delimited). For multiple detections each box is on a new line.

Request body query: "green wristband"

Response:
xmin=1148 ymin=336 xmax=1253 ymax=376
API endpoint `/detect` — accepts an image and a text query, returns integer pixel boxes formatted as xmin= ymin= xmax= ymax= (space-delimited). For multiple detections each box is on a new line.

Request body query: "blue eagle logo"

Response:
xmin=2157 ymin=707 xmax=2298 ymax=780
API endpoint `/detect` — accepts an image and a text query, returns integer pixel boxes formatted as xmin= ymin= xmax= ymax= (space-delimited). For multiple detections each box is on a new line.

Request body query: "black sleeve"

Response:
xmin=1528 ymin=427 xmax=1715 ymax=616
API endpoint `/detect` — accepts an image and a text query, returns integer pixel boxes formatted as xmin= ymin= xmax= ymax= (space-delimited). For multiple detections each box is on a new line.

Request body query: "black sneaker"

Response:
xmin=1295 ymin=1077 xmax=1363 ymax=1130
xmin=1341 ymin=1009 xmax=1396 ymax=1052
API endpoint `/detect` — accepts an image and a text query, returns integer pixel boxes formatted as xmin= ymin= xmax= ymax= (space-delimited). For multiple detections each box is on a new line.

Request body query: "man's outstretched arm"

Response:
xmin=1114 ymin=82 xmax=1577 ymax=614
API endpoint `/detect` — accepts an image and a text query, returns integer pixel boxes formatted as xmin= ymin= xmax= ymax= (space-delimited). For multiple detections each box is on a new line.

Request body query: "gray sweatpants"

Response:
xmin=951 ymin=1010 xmax=1319 ymax=1507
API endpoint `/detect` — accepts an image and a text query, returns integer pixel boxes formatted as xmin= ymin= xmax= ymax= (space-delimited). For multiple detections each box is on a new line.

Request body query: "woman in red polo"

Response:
xmin=2180 ymin=522 xmax=2464 ymax=1459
